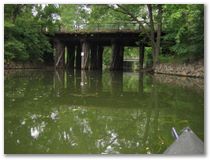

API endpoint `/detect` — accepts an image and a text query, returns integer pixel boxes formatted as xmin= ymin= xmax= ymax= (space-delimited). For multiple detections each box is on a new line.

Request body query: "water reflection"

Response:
xmin=4 ymin=70 xmax=204 ymax=154
xmin=50 ymin=111 xmax=59 ymax=120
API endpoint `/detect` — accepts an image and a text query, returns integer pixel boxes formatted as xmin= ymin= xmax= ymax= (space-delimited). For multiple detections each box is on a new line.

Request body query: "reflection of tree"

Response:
xmin=5 ymin=70 xmax=204 ymax=154
xmin=139 ymin=72 xmax=144 ymax=95
xmin=149 ymin=78 xmax=163 ymax=153
xmin=110 ymin=71 xmax=123 ymax=95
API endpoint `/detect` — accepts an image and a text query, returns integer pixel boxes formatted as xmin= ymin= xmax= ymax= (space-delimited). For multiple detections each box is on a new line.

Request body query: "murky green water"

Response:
xmin=4 ymin=70 xmax=204 ymax=154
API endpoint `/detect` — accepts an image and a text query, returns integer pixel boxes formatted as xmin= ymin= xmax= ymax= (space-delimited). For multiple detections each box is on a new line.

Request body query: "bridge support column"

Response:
xmin=81 ymin=40 xmax=90 ymax=70
xmin=139 ymin=43 xmax=145 ymax=70
xmin=97 ymin=46 xmax=104 ymax=70
xmin=90 ymin=44 xmax=98 ymax=70
xmin=54 ymin=39 xmax=65 ymax=68
xmin=110 ymin=41 xmax=124 ymax=70
xmin=76 ymin=45 xmax=81 ymax=70
xmin=67 ymin=45 xmax=75 ymax=69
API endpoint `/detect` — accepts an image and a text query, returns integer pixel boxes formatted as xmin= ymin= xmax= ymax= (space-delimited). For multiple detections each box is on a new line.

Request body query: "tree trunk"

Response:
xmin=147 ymin=4 xmax=162 ymax=69
xmin=139 ymin=43 xmax=145 ymax=69
xmin=111 ymin=4 xmax=163 ymax=70
xmin=156 ymin=4 xmax=163 ymax=65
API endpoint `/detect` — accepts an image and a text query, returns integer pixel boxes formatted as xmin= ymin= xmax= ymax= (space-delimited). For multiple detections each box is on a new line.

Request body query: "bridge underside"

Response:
xmin=53 ymin=31 xmax=147 ymax=70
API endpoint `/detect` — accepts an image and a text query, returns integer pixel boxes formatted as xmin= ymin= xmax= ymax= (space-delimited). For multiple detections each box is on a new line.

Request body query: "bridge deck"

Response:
xmin=54 ymin=30 xmax=144 ymax=47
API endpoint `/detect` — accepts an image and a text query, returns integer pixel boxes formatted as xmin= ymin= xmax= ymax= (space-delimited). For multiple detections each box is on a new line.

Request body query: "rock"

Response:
xmin=155 ymin=62 xmax=204 ymax=78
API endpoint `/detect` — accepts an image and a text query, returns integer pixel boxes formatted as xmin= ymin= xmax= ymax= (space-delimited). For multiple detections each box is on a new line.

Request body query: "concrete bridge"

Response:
xmin=52 ymin=23 xmax=159 ymax=70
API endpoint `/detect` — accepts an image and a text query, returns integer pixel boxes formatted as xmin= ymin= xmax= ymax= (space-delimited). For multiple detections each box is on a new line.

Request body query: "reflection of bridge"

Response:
xmin=53 ymin=70 xmax=146 ymax=108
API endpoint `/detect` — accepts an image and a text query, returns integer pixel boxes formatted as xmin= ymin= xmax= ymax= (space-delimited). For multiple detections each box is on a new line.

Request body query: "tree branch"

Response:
xmin=156 ymin=4 xmax=162 ymax=46
xmin=147 ymin=4 xmax=156 ymax=48
xmin=115 ymin=4 xmax=156 ymax=45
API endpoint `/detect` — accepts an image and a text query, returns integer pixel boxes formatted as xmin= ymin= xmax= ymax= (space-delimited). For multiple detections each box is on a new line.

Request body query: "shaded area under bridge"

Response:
xmin=52 ymin=22 xmax=169 ymax=71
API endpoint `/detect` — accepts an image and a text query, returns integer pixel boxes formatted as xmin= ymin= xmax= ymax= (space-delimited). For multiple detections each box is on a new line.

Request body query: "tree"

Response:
xmin=59 ymin=4 xmax=92 ymax=31
xmin=163 ymin=4 xmax=204 ymax=62
xmin=4 ymin=4 xmax=59 ymax=63
xmin=34 ymin=4 xmax=60 ymax=33
xmin=108 ymin=4 xmax=163 ymax=68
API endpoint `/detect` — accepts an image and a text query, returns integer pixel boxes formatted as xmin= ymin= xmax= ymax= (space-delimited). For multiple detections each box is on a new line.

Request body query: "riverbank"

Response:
xmin=4 ymin=62 xmax=53 ymax=70
xmin=5 ymin=60 xmax=204 ymax=78
xmin=154 ymin=60 xmax=204 ymax=78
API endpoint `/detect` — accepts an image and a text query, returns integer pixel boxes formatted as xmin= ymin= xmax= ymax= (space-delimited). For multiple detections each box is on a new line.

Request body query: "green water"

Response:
xmin=4 ymin=70 xmax=204 ymax=154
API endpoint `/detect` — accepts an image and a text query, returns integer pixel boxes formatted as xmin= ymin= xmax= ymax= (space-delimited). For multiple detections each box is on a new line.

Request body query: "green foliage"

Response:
xmin=124 ymin=47 xmax=138 ymax=59
xmin=4 ymin=4 xmax=58 ymax=63
xmin=145 ymin=48 xmax=153 ymax=67
xmin=34 ymin=4 xmax=60 ymax=33
xmin=5 ymin=39 xmax=27 ymax=62
xmin=158 ymin=54 xmax=175 ymax=63
xmin=59 ymin=4 xmax=91 ymax=31
xmin=163 ymin=4 xmax=204 ymax=61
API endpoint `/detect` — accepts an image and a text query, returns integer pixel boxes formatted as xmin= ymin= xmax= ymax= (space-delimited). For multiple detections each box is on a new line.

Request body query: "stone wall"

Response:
xmin=4 ymin=62 xmax=53 ymax=70
xmin=154 ymin=61 xmax=204 ymax=78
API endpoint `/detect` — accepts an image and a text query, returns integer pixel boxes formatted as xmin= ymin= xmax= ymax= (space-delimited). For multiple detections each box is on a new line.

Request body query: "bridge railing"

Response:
xmin=59 ymin=22 xmax=140 ymax=32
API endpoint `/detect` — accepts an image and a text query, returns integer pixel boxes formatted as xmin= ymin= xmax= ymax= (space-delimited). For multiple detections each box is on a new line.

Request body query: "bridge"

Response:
xmin=52 ymin=22 xmax=162 ymax=70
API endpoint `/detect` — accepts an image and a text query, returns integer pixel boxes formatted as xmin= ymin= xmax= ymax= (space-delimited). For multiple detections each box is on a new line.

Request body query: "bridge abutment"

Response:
xmin=97 ymin=46 xmax=104 ymax=70
xmin=54 ymin=39 xmax=65 ymax=68
xmin=110 ymin=40 xmax=124 ymax=70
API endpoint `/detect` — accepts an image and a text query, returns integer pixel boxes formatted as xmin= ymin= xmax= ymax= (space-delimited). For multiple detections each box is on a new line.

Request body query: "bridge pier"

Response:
xmin=81 ymin=40 xmax=90 ymax=70
xmin=76 ymin=45 xmax=82 ymax=70
xmin=54 ymin=39 xmax=65 ymax=68
xmin=67 ymin=45 xmax=75 ymax=69
xmin=110 ymin=41 xmax=124 ymax=70
xmin=90 ymin=44 xmax=98 ymax=70
xmin=97 ymin=46 xmax=104 ymax=70
xmin=139 ymin=43 xmax=145 ymax=69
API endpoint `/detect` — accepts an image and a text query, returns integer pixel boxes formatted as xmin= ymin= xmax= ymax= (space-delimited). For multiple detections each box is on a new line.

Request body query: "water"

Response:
xmin=4 ymin=69 xmax=204 ymax=154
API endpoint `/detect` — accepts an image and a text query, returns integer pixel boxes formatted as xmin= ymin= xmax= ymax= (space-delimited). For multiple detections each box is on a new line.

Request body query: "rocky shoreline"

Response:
xmin=5 ymin=60 xmax=204 ymax=79
xmin=154 ymin=61 xmax=204 ymax=78
xmin=4 ymin=62 xmax=53 ymax=70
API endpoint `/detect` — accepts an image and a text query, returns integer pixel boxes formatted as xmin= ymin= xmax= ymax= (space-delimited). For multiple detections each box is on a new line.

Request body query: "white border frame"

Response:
xmin=1 ymin=1 xmax=209 ymax=160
